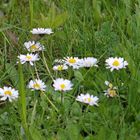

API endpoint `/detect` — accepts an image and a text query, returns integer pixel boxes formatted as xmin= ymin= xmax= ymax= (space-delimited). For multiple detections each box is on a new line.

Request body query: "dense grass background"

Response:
xmin=0 ymin=0 xmax=140 ymax=139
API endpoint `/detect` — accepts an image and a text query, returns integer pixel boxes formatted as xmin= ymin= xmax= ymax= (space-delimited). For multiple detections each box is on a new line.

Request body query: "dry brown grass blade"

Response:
xmin=5 ymin=30 xmax=19 ymax=46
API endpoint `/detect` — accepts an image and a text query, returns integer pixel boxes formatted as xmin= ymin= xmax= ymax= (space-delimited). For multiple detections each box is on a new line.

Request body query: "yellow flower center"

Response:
xmin=112 ymin=60 xmax=120 ymax=66
xmin=33 ymin=83 xmax=40 ymax=89
xmin=4 ymin=90 xmax=12 ymax=96
xmin=26 ymin=55 xmax=32 ymax=60
xmin=60 ymin=84 xmax=65 ymax=89
xmin=109 ymin=83 xmax=113 ymax=88
xmin=30 ymin=45 xmax=38 ymax=51
xmin=57 ymin=65 xmax=64 ymax=71
xmin=87 ymin=97 xmax=91 ymax=102
xmin=108 ymin=89 xmax=117 ymax=97
xmin=68 ymin=58 xmax=76 ymax=64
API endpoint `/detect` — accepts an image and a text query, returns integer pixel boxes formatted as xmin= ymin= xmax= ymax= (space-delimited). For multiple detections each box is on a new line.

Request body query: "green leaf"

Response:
xmin=29 ymin=126 xmax=46 ymax=140
xmin=39 ymin=3 xmax=68 ymax=28
xmin=74 ymin=70 xmax=84 ymax=82
xmin=84 ymin=135 xmax=94 ymax=140
xmin=57 ymin=129 xmax=68 ymax=140
xmin=70 ymin=102 xmax=82 ymax=117
xmin=94 ymin=127 xmax=117 ymax=140
xmin=66 ymin=124 xmax=80 ymax=140
xmin=52 ymin=12 xmax=68 ymax=28
xmin=6 ymin=63 xmax=18 ymax=86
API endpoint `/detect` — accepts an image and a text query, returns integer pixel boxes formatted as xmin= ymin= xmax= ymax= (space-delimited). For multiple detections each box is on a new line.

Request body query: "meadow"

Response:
xmin=0 ymin=0 xmax=140 ymax=139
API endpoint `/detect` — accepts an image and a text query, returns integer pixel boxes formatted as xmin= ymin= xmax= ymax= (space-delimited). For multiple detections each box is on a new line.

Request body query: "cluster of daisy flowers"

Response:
xmin=0 ymin=28 xmax=53 ymax=103
xmin=17 ymin=28 xmax=53 ymax=66
xmin=51 ymin=57 xmax=128 ymax=106
xmin=2 ymin=27 xmax=129 ymax=108
xmin=53 ymin=56 xmax=128 ymax=71
xmin=53 ymin=57 xmax=98 ymax=70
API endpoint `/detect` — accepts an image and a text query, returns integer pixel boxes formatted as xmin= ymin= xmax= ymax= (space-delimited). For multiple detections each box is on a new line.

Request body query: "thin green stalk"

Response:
xmin=61 ymin=92 xmax=64 ymax=105
xmin=29 ymin=65 xmax=35 ymax=79
xmin=43 ymin=93 xmax=59 ymax=113
xmin=40 ymin=109 xmax=45 ymax=123
xmin=29 ymin=0 xmax=33 ymax=27
xmin=30 ymin=100 xmax=38 ymax=125
xmin=72 ymin=67 xmax=93 ymax=96
xmin=18 ymin=62 xmax=30 ymax=139
xmin=34 ymin=63 xmax=40 ymax=79
xmin=85 ymin=105 xmax=90 ymax=113
xmin=42 ymin=51 xmax=54 ymax=81
xmin=4 ymin=36 xmax=7 ymax=71
xmin=33 ymin=63 xmax=58 ymax=112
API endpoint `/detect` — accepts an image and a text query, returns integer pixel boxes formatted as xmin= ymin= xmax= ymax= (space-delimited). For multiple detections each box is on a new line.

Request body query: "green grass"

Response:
xmin=0 ymin=0 xmax=140 ymax=139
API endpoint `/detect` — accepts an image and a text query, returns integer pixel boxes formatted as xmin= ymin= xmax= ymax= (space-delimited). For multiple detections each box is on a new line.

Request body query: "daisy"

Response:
xmin=54 ymin=59 xmax=65 ymax=64
xmin=0 ymin=86 xmax=19 ymax=102
xmin=105 ymin=57 xmax=128 ymax=71
xmin=104 ymin=81 xmax=117 ymax=97
xmin=104 ymin=88 xmax=117 ymax=97
xmin=28 ymin=79 xmax=46 ymax=91
xmin=53 ymin=78 xmax=73 ymax=91
xmin=17 ymin=53 xmax=39 ymax=65
xmin=24 ymin=41 xmax=44 ymax=52
xmin=81 ymin=57 xmax=98 ymax=67
xmin=30 ymin=28 xmax=53 ymax=35
xmin=105 ymin=81 xmax=113 ymax=88
xmin=53 ymin=65 xmax=68 ymax=71
xmin=64 ymin=57 xmax=82 ymax=69
xmin=76 ymin=93 xmax=99 ymax=106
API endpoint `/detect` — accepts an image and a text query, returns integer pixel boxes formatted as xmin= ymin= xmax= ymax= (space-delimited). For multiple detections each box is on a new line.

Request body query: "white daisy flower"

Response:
xmin=76 ymin=93 xmax=99 ymax=106
xmin=104 ymin=81 xmax=117 ymax=97
xmin=17 ymin=53 xmax=39 ymax=66
xmin=105 ymin=81 xmax=113 ymax=88
xmin=54 ymin=59 xmax=65 ymax=64
xmin=105 ymin=57 xmax=128 ymax=71
xmin=0 ymin=86 xmax=19 ymax=102
xmin=53 ymin=65 xmax=68 ymax=71
xmin=81 ymin=57 xmax=98 ymax=67
xmin=104 ymin=88 xmax=117 ymax=97
xmin=28 ymin=79 xmax=46 ymax=91
xmin=24 ymin=41 xmax=44 ymax=52
xmin=30 ymin=28 xmax=53 ymax=35
xmin=64 ymin=57 xmax=82 ymax=69
xmin=53 ymin=78 xmax=73 ymax=91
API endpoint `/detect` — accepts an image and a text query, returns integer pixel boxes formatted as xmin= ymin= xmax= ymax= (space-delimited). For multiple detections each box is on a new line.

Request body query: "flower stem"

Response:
xmin=41 ymin=92 xmax=59 ymax=113
xmin=29 ymin=0 xmax=33 ymax=27
xmin=18 ymin=62 xmax=30 ymax=139
xmin=61 ymin=92 xmax=64 ymax=105
xmin=34 ymin=63 xmax=40 ymax=79
xmin=42 ymin=51 xmax=54 ymax=81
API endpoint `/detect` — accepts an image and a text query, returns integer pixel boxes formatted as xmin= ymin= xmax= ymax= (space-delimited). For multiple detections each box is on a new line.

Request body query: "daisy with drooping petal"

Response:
xmin=30 ymin=28 xmax=53 ymax=35
xmin=53 ymin=65 xmax=68 ymax=71
xmin=105 ymin=81 xmax=113 ymax=88
xmin=76 ymin=93 xmax=99 ymax=106
xmin=81 ymin=57 xmax=98 ymax=67
xmin=53 ymin=78 xmax=73 ymax=91
xmin=54 ymin=59 xmax=65 ymax=64
xmin=0 ymin=87 xmax=19 ymax=102
xmin=104 ymin=88 xmax=117 ymax=97
xmin=24 ymin=41 xmax=44 ymax=52
xmin=28 ymin=79 xmax=46 ymax=91
xmin=104 ymin=81 xmax=117 ymax=97
xmin=105 ymin=57 xmax=128 ymax=71
xmin=64 ymin=57 xmax=82 ymax=69
xmin=17 ymin=53 xmax=39 ymax=65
